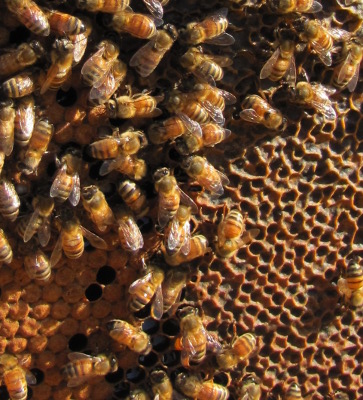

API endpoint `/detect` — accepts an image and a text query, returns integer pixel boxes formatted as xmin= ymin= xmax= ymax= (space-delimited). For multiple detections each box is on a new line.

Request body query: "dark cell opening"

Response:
xmin=113 ymin=382 xmax=130 ymax=398
xmin=105 ymin=368 xmax=124 ymax=384
xmin=126 ymin=367 xmax=145 ymax=384
xmin=133 ymin=303 xmax=151 ymax=319
xmin=96 ymin=266 xmax=116 ymax=285
xmin=142 ymin=318 xmax=160 ymax=335
xmin=0 ymin=386 xmax=8 ymax=400
xmin=28 ymin=387 xmax=33 ymax=399
xmin=30 ymin=368 xmax=44 ymax=385
xmin=56 ymin=88 xmax=78 ymax=107
xmin=137 ymin=216 xmax=154 ymax=234
xmin=89 ymin=161 xmax=107 ymax=180
xmin=151 ymin=335 xmax=170 ymax=352
xmin=162 ymin=351 xmax=181 ymax=367
xmin=213 ymin=372 xmax=229 ymax=386
xmin=162 ymin=318 xmax=180 ymax=336
xmin=85 ymin=283 xmax=103 ymax=302
xmin=138 ymin=351 xmax=158 ymax=367
xmin=9 ymin=26 xmax=30 ymax=44
xmin=46 ymin=160 xmax=58 ymax=178
xmin=68 ymin=333 xmax=88 ymax=352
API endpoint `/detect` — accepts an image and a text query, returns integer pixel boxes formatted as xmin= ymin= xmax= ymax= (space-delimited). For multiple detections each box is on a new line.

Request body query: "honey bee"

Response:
xmin=164 ymin=234 xmax=209 ymax=266
xmin=175 ymin=373 xmax=229 ymax=400
xmin=216 ymin=210 xmax=259 ymax=258
xmin=150 ymin=370 xmax=173 ymax=400
xmin=337 ymin=261 xmax=363 ymax=307
xmin=50 ymin=209 xmax=107 ymax=268
xmin=162 ymin=269 xmax=188 ymax=315
xmin=175 ymin=306 xmax=221 ymax=367
xmin=127 ymin=389 xmax=151 ymax=400
xmin=45 ymin=9 xmax=86 ymax=36
xmin=148 ymin=113 xmax=202 ymax=145
xmin=1 ymin=70 xmax=42 ymax=99
xmin=117 ymin=180 xmax=149 ymax=218
xmin=181 ymin=8 xmax=235 ymax=46
xmin=154 ymin=167 xmax=198 ymax=228
xmin=193 ymin=82 xmax=237 ymax=109
xmin=128 ymin=264 xmax=165 ymax=320
xmin=14 ymin=96 xmax=35 ymax=147
xmin=294 ymin=81 xmax=336 ymax=121
xmin=284 ymin=382 xmax=303 ymax=400
xmin=268 ymin=0 xmax=322 ymax=13
xmin=69 ymin=18 xmax=93 ymax=65
xmin=62 ymin=352 xmax=118 ymax=387
xmin=0 ymin=228 xmax=13 ymax=265
xmin=0 ymin=354 xmax=36 ymax=400
xmin=182 ymin=155 xmax=229 ymax=197
xmin=19 ymin=118 xmax=54 ymax=175
xmin=23 ymin=195 xmax=54 ymax=246
xmin=81 ymin=40 xmax=120 ymax=87
xmin=0 ymin=100 xmax=15 ymax=157
xmin=81 ymin=185 xmax=115 ymax=232
xmin=0 ymin=179 xmax=21 ymax=222
xmin=0 ymin=41 xmax=44 ymax=78
xmin=333 ymin=41 xmax=362 ymax=92
xmin=76 ymin=0 xmax=130 ymax=13
xmin=50 ymin=149 xmax=82 ymax=206
xmin=89 ymin=59 xmax=127 ymax=104
xmin=106 ymin=319 xmax=152 ymax=354
xmin=180 ymin=47 xmax=232 ymax=85
xmin=115 ymin=207 xmax=144 ymax=253
xmin=240 ymin=95 xmax=285 ymax=130
xmin=239 ymin=374 xmax=261 ymax=400
xmin=164 ymin=205 xmax=192 ymax=256
xmin=40 ymin=38 xmax=75 ymax=95
xmin=24 ymin=249 xmax=51 ymax=282
xmin=130 ymin=24 xmax=178 ymax=77
xmin=99 ymin=153 xmax=147 ymax=179
xmin=5 ymin=0 xmax=50 ymax=36
xmin=216 ymin=333 xmax=257 ymax=370
xmin=106 ymin=91 xmax=163 ymax=119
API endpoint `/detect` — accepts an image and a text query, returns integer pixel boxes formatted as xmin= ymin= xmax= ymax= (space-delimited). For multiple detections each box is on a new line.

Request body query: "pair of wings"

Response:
xmin=166 ymin=218 xmax=191 ymax=256
xmin=188 ymin=162 xmax=230 ymax=197
xmin=118 ymin=217 xmax=144 ymax=252
xmin=192 ymin=53 xmax=233 ymax=85
xmin=50 ymin=163 xmax=81 ymax=206
xmin=65 ymin=352 xmax=104 ymax=387
xmin=308 ymin=83 xmax=337 ymax=121
xmin=336 ymin=51 xmax=361 ymax=92
xmin=260 ymin=46 xmax=296 ymax=86
xmin=23 ymin=209 xmax=51 ymax=247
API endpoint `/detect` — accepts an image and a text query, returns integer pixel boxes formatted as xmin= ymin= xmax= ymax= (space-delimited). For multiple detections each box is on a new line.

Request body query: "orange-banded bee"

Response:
xmin=117 ymin=180 xmax=149 ymax=218
xmin=268 ymin=0 xmax=322 ymax=13
xmin=0 ymin=229 xmax=13 ymax=265
xmin=164 ymin=205 xmax=192 ymax=256
xmin=76 ymin=0 xmax=130 ymax=13
xmin=192 ymin=83 xmax=237 ymax=110
xmin=81 ymin=185 xmax=115 ymax=232
xmin=0 ymin=354 xmax=36 ymax=400
xmin=45 ymin=9 xmax=86 ymax=36
xmin=24 ymin=249 xmax=51 ymax=282
xmin=181 ymin=8 xmax=235 ymax=46
xmin=284 ymin=382 xmax=303 ymax=400
xmin=154 ymin=167 xmax=198 ymax=228
xmin=1 ymin=70 xmax=42 ymax=99
xmin=130 ymin=24 xmax=178 ymax=77
xmin=337 ymin=261 xmax=363 ymax=307
xmin=126 ymin=388 xmax=151 ymax=400
xmin=115 ymin=207 xmax=144 ymax=253
xmin=175 ymin=306 xmax=221 ymax=367
xmin=128 ymin=264 xmax=165 ymax=320
xmin=99 ymin=153 xmax=147 ymax=180
xmin=62 ymin=352 xmax=118 ymax=387
xmin=175 ymin=373 xmax=229 ymax=400
xmin=14 ymin=96 xmax=35 ymax=147
xmin=106 ymin=319 xmax=152 ymax=354
xmin=150 ymin=369 xmax=173 ymax=400
xmin=0 ymin=100 xmax=15 ymax=157
xmin=216 ymin=332 xmax=257 ymax=370
xmin=182 ymin=155 xmax=229 ymax=197
xmin=5 ymin=0 xmax=50 ymax=36
xmin=50 ymin=209 xmax=107 ymax=268
xmin=50 ymin=149 xmax=82 ymax=206
xmin=239 ymin=374 xmax=261 ymax=400
xmin=0 ymin=179 xmax=21 ymax=222
xmin=162 ymin=269 xmax=188 ymax=315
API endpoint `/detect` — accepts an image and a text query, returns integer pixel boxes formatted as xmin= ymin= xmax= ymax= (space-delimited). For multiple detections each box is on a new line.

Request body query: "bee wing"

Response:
xmin=67 ymin=352 xmax=93 ymax=361
xmin=239 ymin=108 xmax=261 ymax=124
xmin=40 ymin=63 xmax=61 ymax=95
xmin=312 ymin=41 xmax=332 ymax=66
xmin=99 ymin=157 xmax=120 ymax=176
xmin=49 ymin=163 xmax=67 ymax=199
xmin=260 ymin=47 xmax=280 ymax=79
xmin=219 ymin=89 xmax=237 ymax=105
xmin=240 ymin=228 xmax=260 ymax=245
xmin=89 ymin=69 xmax=118 ymax=104
xmin=179 ymin=189 xmax=198 ymax=214
xmin=158 ymin=203 xmax=171 ymax=229
xmin=204 ymin=33 xmax=235 ymax=46
xmin=150 ymin=284 xmax=163 ymax=320
xmin=50 ymin=234 xmax=63 ymax=268
xmin=180 ymin=221 xmax=191 ymax=256
xmin=38 ymin=218 xmax=51 ymax=247
xmin=285 ymin=54 xmax=296 ymax=86
xmin=19 ymin=102 xmax=35 ymax=137
xmin=69 ymin=173 xmax=81 ymax=206
xmin=67 ymin=376 xmax=89 ymax=388
xmin=143 ymin=0 xmax=164 ymax=19
xmin=129 ymin=272 xmax=153 ymax=294
xmin=23 ymin=209 xmax=41 ymax=243
xmin=346 ymin=66 xmax=360 ymax=92
xmin=81 ymin=46 xmax=106 ymax=81
xmin=307 ymin=0 xmax=323 ymax=12
xmin=311 ymin=99 xmax=336 ymax=121
xmin=201 ymin=100 xmax=225 ymax=125
xmin=167 ymin=219 xmax=183 ymax=253
xmin=330 ymin=28 xmax=351 ymax=41
xmin=81 ymin=226 xmax=108 ymax=249
xmin=206 ymin=54 xmax=233 ymax=67
xmin=129 ymin=40 xmax=153 ymax=68
xmin=176 ymin=112 xmax=203 ymax=136
xmin=1 ymin=130 xmax=14 ymax=156
xmin=25 ymin=370 xmax=37 ymax=386
xmin=119 ymin=220 xmax=144 ymax=251
xmin=193 ymin=67 xmax=216 ymax=86
xmin=72 ymin=35 xmax=88 ymax=64
xmin=206 ymin=331 xmax=222 ymax=352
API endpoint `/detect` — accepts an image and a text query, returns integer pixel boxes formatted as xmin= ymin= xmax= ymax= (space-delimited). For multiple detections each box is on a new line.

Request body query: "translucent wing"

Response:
xmin=18 ymin=102 xmax=35 ymax=137
xmin=50 ymin=163 xmax=67 ymax=199
xmin=311 ymin=99 xmax=336 ymax=121
xmin=143 ymin=0 xmax=163 ymax=19
xmin=67 ymin=376 xmax=89 ymax=387
xmin=346 ymin=67 xmax=359 ymax=92
xmin=23 ymin=208 xmax=41 ymax=243
xmin=311 ymin=40 xmax=332 ymax=66
xmin=240 ymin=228 xmax=260 ymax=245
xmin=1 ymin=131 xmax=14 ymax=156
xmin=72 ymin=34 xmax=88 ymax=64
xmin=81 ymin=47 xmax=107 ymax=85
xmin=25 ymin=370 xmax=37 ymax=386
xmin=69 ymin=173 xmax=80 ymax=206
xmin=177 ymin=112 xmax=202 ymax=136
xmin=38 ymin=217 xmax=51 ymax=247
xmin=180 ymin=221 xmax=191 ymax=256
xmin=67 ymin=352 xmax=93 ymax=361
xmin=150 ymin=284 xmax=163 ymax=320
xmin=81 ymin=226 xmax=107 ymax=249
xmin=89 ymin=69 xmax=116 ymax=103
xmin=285 ymin=54 xmax=296 ymax=86
xmin=239 ymin=108 xmax=261 ymax=124
xmin=307 ymin=0 xmax=322 ymax=12
xmin=206 ymin=331 xmax=222 ymax=352
xmin=207 ymin=54 xmax=233 ymax=67
xmin=204 ymin=33 xmax=235 ymax=46
xmin=201 ymin=100 xmax=225 ymax=125
xmin=99 ymin=158 xmax=120 ymax=176
xmin=167 ymin=218 xmax=183 ymax=253
xmin=218 ymin=89 xmax=237 ymax=105
xmin=40 ymin=63 xmax=61 ymax=95
xmin=129 ymin=272 xmax=153 ymax=294
xmin=119 ymin=220 xmax=144 ymax=251
xmin=260 ymin=47 xmax=280 ymax=79
xmin=158 ymin=201 xmax=172 ymax=229
xmin=179 ymin=189 xmax=198 ymax=214
xmin=50 ymin=234 xmax=63 ymax=268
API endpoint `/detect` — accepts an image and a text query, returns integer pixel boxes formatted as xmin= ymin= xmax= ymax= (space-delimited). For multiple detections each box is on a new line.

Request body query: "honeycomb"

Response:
xmin=0 ymin=0 xmax=362 ymax=399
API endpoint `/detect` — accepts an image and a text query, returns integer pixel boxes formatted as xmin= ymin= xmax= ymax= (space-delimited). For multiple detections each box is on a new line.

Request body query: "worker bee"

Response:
xmin=50 ymin=209 xmax=107 ymax=268
xmin=181 ymin=8 xmax=235 ymax=46
xmin=239 ymin=374 xmax=261 ymax=400
xmin=24 ymin=249 xmax=51 ymax=282
xmin=117 ymin=180 xmax=149 ymax=218
xmin=175 ymin=307 xmax=221 ymax=367
xmin=89 ymin=59 xmax=127 ymax=104
xmin=284 ymin=382 xmax=303 ymax=400
xmin=40 ymin=38 xmax=75 ymax=95
xmin=130 ymin=24 xmax=178 ymax=77
xmin=115 ymin=207 xmax=144 ymax=253
xmin=337 ymin=261 xmax=363 ymax=307
xmin=164 ymin=234 xmax=210 ymax=266
xmin=0 ymin=100 xmax=15 ymax=157
xmin=0 ymin=179 xmax=21 ymax=222
xmin=62 ymin=352 xmax=118 ymax=387
xmin=216 ymin=333 xmax=257 ymax=370
xmin=333 ymin=41 xmax=362 ymax=92
xmin=5 ymin=0 xmax=50 ymax=36
xmin=0 ymin=228 xmax=13 ymax=265
xmin=0 ymin=41 xmax=44 ymax=78
xmin=0 ymin=354 xmax=36 ymax=400
xmin=154 ymin=167 xmax=198 ymax=228
xmin=127 ymin=388 xmax=151 ymax=400
xmin=240 ymin=95 xmax=285 ymax=130
xmin=176 ymin=122 xmax=231 ymax=155
xmin=14 ymin=96 xmax=35 ymax=147
xmin=216 ymin=210 xmax=260 ymax=258
xmin=175 ymin=373 xmax=229 ymax=400
xmin=150 ymin=370 xmax=173 ymax=400
xmin=1 ymin=70 xmax=42 ymax=99
xmin=294 ymin=81 xmax=336 ymax=121
xmin=76 ymin=0 xmax=130 ymax=13
xmin=45 ymin=9 xmax=86 ymax=36
xmin=23 ymin=195 xmax=54 ymax=246
xmin=81 ymin=185 xmax=115 ymax=232
xmin=180 ymin=47 xmax=232 ymax=85
xmin=106 ymin=91 xmax=163 ymax=119
xmin=192 ymin=83 xmax=237 ymax=109
xmin=268 ymin=0 xmax=322 ymax=13
xmin=106 ymin=319 xmax=152 ymax=354
xmin=148 ymin=113 xmax=202 ymax=145
xmin=99 ymin=153 xmax=147 ymax=180
xmin=50 ymin=149 xmax=82 ymax=206
xmin=182 ymin=155 xmax=229 ymax=197
xmin=162 ymin=269 xmax=188 ymax=314
xmin=69 ymin=18 xmax=92 ymax=65
xmin=128 ymin=264 xmax=165 ymax=320
xmin=18 ymin=118 xmax=54 ymax=175
xmin=164 ymin=205 xmax=192 ymax=256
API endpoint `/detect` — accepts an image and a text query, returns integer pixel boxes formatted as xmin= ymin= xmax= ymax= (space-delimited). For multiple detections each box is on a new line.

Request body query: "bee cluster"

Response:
xmin=0 ymin=0 xmax=361 ymax=399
